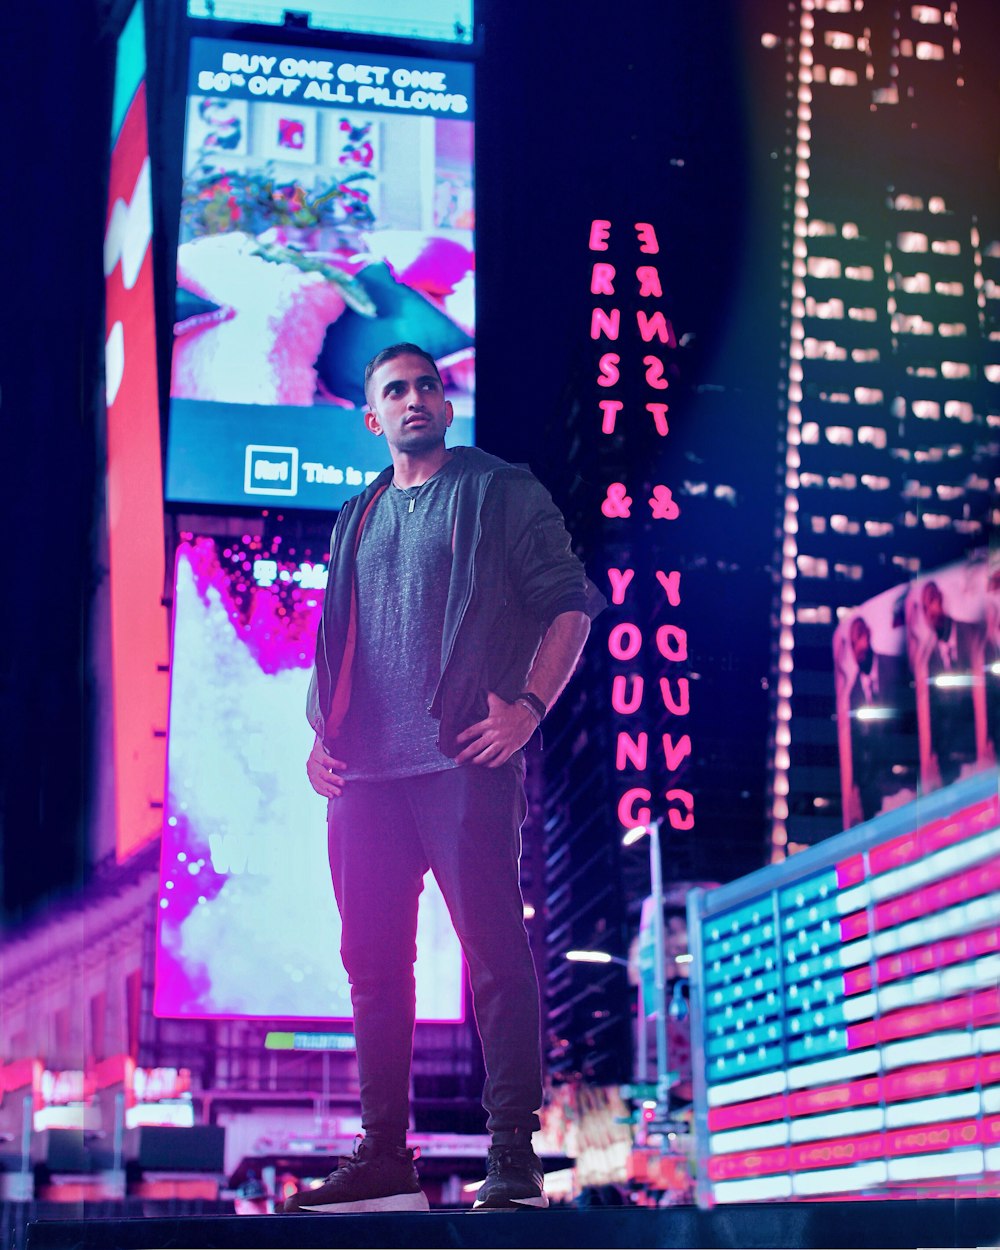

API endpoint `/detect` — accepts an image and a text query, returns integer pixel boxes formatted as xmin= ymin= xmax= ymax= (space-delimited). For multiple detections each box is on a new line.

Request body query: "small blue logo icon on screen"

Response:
xmin=245 ymin=445 xmax=298 ymax=496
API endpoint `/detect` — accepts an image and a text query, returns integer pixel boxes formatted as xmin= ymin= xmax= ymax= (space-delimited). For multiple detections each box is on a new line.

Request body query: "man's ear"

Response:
xmin=364 ymin=408 xmax=383 ymax=436
xmin=444 ymin=399 xmax=454 ymax=428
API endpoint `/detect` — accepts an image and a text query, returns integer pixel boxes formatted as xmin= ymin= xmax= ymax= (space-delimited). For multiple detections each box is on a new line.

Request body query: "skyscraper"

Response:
xmin=761 ymin=0 xmax=999 ymax=856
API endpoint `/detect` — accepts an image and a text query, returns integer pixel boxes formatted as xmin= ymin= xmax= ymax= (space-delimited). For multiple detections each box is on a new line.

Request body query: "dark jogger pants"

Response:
xmin=327 ymin=760 xmax=543 ymax=1141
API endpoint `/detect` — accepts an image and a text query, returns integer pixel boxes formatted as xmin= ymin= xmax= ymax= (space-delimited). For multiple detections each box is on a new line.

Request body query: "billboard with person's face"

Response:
xmin=835 ymin=548 xmax=993 ymax=830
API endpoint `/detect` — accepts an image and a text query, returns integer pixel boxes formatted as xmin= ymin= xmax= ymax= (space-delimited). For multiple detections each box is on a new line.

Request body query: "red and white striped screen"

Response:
xmin=689 ymin=772 xmax=1000 ymax=1204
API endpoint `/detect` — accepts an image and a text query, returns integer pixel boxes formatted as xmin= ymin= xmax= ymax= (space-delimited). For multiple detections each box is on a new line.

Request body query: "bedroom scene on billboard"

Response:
xmin=165 ymin=39 xmax=475 ymax=510
xmin=154 ymin=534 xmax=465 ymax=1022
xmin=834 ymin=548 xmax=998 ymax=831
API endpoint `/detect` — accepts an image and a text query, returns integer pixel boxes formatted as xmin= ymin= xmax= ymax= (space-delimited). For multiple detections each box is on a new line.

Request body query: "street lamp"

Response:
xmin=564 ymin=949 xmax=648 ymax=1083
xmin=565 ymin=949 xmax=627 ymax=966
xmin=622 ymin=819 xmax=681 ymax=1134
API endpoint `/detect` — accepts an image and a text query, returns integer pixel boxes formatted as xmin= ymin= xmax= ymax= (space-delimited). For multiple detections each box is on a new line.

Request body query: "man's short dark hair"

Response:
xmin=363 ymin=343 xmax=442 ymax=406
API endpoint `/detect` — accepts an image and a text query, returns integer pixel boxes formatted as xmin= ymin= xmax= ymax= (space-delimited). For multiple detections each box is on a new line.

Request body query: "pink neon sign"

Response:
xmin=588 ymin=219 xmax=695 ymax=836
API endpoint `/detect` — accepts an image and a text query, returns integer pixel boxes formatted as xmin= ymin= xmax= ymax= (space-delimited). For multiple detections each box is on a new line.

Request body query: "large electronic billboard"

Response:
xmin=104 ymin=0 xmax=170 ymax=860
xmin=834 ymin=549 xmax=995 ymax=831
xmin=186 ymin=0 xmax=475 ymax=45
xmin=154 ymin=536 xmax=464 ymax=1021
xmin=165 ymin=38 xmax=475 ymax=510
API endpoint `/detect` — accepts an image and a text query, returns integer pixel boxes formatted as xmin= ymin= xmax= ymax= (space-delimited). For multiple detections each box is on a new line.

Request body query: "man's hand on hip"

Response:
xmin=455 ymin=692 xmax=537 ymax=767
xmin=306 ymin=735 xmax=348 ymax=798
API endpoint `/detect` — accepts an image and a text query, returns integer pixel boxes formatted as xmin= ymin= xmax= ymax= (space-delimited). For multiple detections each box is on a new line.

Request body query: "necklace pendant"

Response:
xmin=408 ymin=497 xmax=415 ymax=513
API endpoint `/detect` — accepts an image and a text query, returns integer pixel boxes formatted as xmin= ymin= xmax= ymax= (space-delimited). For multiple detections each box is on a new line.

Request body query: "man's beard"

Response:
xmin=398 ymin=426 xmax=445 ymax=455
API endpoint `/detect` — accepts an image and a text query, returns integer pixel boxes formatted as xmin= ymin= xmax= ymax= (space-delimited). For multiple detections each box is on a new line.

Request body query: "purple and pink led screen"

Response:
xmin=164 ymin=39 xmax=476 ymax=510
xmin=154 ymin=537 xmax=464 ymax=1021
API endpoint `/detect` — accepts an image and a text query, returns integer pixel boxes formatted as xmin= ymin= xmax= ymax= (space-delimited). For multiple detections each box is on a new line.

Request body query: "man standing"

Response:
xmin=284 ymin=344 xmax=602 ymax=1214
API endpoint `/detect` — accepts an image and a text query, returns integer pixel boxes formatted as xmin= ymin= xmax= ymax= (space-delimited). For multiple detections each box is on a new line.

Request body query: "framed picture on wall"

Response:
xmin=187 ymin=96 xmax=249 ymax=159
xmin=259 ymin=103 xmax=317 ymax=164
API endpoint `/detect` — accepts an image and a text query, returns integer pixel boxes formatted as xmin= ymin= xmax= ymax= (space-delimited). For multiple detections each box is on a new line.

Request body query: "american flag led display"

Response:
xmin=689 ymin=772 xmax=1000 ymax=1204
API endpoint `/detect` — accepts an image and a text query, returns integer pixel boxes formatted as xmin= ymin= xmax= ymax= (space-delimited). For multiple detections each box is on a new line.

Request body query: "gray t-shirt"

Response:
xmin=335 ymin=457 xmax=463 ymax=780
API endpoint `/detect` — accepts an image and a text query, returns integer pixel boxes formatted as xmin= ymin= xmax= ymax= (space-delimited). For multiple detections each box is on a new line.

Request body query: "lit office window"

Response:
xmin=810 ymin=516 xmax=827 ymax=532
xmin=806 ymin=296 xmax=845 ymax=319
xmin=827 ymin=426 xmax=854 ymax=444
xmin=944 ymin=400 xmax=974 ymax=421
xmin=801 ymin=422 xmax=820 ymax=444
xmin=807 ymin=220 xmax=837 ymax=237
xmin=858 ymin=426 xmax=887 ymax=448
xmin=807 ymin=256 xmax=842 ymax=278
xmin=861 ymin=474 xmax=891 ymax=490
xmin=938 ymin=322 xmax=967 ymax=336
xmin=855 ymin=387 xmax=884 ymax=404
xmin=845 ymin=264 xmax=874 ymax=280
xmin=911 ymin=5 xmax=943 ymax=22
xmin=827 ymin=473 xmax=857 ymax=489
xmin=797 ymin=555 xmax=829 ymax=578
xmin=897 ymin=232 xmax=929 ymax=253
xmin=819 ymin=391 xmax=852 ymax=403
xmin=829 ymin=67 xmax=859 ymax=85
xmin=904 ymin=480 xmax=933 ymax=498
xmin=928 ymin=196 xmax=948 ymax=212
xmin=834 ymin=563 xmax=864 ymax=579
xmin=935 ymin=280 xmax=963 ymax=295
xmin=893 ymin=193 xmax=924 ymax=211
xmin=985 ymin=279 xmax=1000 ymax=299
xmin=761 ymin=32 xmax=781 ymax=48
xmin=916 ymin=41 xmax=945 ymax=59
xmin=800 ymin=472 xmax=825 ymax=488
xmin=842 ymin=222 xmax=860 ymax=239
xmin=923 ymin=514 xmax=952 ymax=529
xmin=899 ymin=272 xmax=931 ymax=293
xmin=804 ymin=338 xmax=847 ymax=360
xmin=849 ymin=306 xmax=877 ymax=321
xmin=931 ymin=239 xmax=961 ymax=254
xmin=825 ymin=31 xmax=856 ymax=48
xmin=893 ymin=313 xmax=934 ymax=334
xmin=865 ymin=520 xmax=894 ymax=537
xmin=796 ymin=605 xmax=832 ymax=624
xmin=873 ymin=85 xmax=900 ymax=104
xmin=907 ymin=365 xmax=939 ymax=377
xmin=912 ymin=399 xmax=941 ymax=419
xmin=830 ymin=514 xmax=859 ymax=534
xmin=985 ymin=365 xmax=1000 ymax=382
xmin=936 ymin=484 xmax=965 ymax=500
xmin=852 ymin=347 xmax=880 ymax=362
xmin=892 ymin=554 xmax=921 ymax=572
xmin=942 ymin=361 xmax=972 ymax=378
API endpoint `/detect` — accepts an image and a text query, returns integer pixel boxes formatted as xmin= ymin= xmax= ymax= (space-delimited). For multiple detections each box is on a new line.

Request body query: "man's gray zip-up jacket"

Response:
xmin=306 ymin=445 xmax=605 ymax=758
